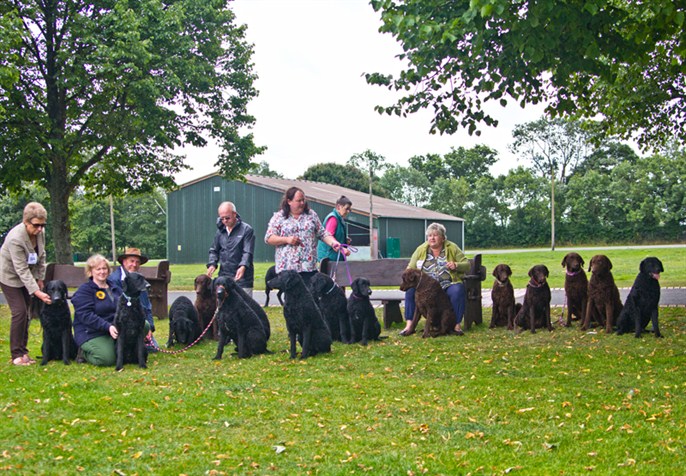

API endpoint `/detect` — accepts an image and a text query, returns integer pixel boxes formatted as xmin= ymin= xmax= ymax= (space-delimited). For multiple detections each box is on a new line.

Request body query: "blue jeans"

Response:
xmin=404 ymin=282 xmax=466 ymax=325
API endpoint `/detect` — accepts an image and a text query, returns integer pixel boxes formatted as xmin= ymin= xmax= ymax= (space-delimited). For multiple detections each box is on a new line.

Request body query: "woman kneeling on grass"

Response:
xmin=71 ymin=254 xmax=151 ymax=366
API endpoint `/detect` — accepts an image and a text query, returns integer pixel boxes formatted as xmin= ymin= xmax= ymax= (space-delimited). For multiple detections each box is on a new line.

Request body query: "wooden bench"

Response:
xmin=320 ymin=255 xmax=486 ymax=330
xmin=44 ymin=261 xmax=172 ymax=319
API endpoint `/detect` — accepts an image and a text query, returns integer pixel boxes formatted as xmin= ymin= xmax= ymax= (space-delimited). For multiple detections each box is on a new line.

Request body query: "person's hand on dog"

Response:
xmin=35 ymin=289 xmax=52 ymax=305
xmin=109 ymin=325 xmax=119 ymax=339
xmin=206 ymin=265 xmax=216 ymax=277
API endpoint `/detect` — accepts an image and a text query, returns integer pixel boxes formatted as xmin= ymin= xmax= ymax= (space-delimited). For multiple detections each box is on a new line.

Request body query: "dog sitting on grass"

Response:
xmin=167 ymin=296 xmax=202 ymax=347
xmin=489 ymin=264 xmax=520 ymax=330
xmin=347 ymin=277 xmax=382 ymax=345
xmin=114 ymin=272 xmax=150 ymax=371
xmin=194 ymin=274 xmax=217 ymax=340
xmin=267 ymin=270 xmax=332 ymax=359
xmin=39 ymin=280 xmax=77 ymax=365
xmin=582 ymin=254 xmax=623 ymax=334
xmin=616 ymin=257 xmax=664 ymax=338
xmin=515 ymin=265 xmax=552 ymax=333
xmin=561 ymin=252 xmax=588 ymax=327
xmin=309 ymin=272 xmax=351 ymax=343
xmin=399 ymin=268 xmax=456 ymax=338
xmin=213 ymin=276 xmax=270 ymax=359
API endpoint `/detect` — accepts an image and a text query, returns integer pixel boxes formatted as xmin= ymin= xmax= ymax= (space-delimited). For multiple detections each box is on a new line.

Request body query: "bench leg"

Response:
xmin=382 ymin=300 xmax=403 ymax=329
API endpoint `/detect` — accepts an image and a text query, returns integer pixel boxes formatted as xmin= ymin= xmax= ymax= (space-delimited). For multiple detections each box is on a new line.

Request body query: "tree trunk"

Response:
xmin=551 ymin=167 xmax=556 ymax=251
xmin=46 ymin=161 xmax=74 ymax=264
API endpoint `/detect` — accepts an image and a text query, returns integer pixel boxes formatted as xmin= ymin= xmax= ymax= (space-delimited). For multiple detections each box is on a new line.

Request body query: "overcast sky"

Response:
xmin=175 ymin=0 xmax=546 ymax=184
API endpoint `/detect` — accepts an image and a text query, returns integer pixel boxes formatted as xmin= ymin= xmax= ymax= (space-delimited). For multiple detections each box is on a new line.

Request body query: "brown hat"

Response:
xmin=117 ymin=247 xmax=149 ymax=265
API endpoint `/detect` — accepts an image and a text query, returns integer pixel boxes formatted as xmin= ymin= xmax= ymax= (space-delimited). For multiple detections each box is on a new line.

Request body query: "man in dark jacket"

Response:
xmin=207 ymin=201 xmax=255 ymax=295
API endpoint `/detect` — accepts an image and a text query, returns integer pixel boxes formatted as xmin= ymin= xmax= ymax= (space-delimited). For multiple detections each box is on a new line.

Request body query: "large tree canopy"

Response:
xmin=0 ymin=0 xmax=263 ymax=262
xmin=366 ymin=0 xmax=686 ymax=148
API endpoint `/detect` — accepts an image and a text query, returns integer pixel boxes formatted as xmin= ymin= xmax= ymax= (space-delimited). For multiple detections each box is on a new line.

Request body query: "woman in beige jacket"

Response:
xmin=0 ymin=202 xmax=52 ymax=366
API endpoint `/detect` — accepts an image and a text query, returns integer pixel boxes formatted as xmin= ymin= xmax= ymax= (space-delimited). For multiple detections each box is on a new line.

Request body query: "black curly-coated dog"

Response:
xmin=515 ymin=265 xmax=552 ymax=333
xmin=213 ymin=276 xmax=269 ymax=359
xmin=263 ymin=265 xmax=284 ymax=307
xmin=167 ymin=296 xmax=202 ymax=347
xmin=616 ymin=257 xmax=664 ymax=338
xmin=347 ymin=277 xmax=381 ymax=345
xmin=309 ymin=272 xmax=351 ymax=343
xmin=39 ymin=280 xmax=77 ymax=365
xmin=267 ymin=270 xmax=332 ymax=359
xmin=114 ymin=272 xmax=150 ymax=370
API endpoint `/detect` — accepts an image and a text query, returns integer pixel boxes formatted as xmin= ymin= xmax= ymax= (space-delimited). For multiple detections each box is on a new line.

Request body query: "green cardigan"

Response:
xmin=408 ymin=240 xmax=470 ymax=284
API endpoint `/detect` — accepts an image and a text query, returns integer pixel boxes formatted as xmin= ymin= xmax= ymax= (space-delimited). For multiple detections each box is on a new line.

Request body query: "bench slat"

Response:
xmin=44 ymin=261 xmax=171 ymax=319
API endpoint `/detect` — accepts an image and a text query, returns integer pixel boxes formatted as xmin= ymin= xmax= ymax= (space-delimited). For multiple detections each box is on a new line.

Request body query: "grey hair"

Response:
xmin=425 ymin=222 xmax=447 ymax=240
xmin=218 ymin=201 xmax=237 ymax=214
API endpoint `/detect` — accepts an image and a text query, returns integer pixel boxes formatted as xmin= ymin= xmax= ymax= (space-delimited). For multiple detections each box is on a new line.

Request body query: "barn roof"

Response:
xmin=180 ymin=172 xmax=463 ymax=222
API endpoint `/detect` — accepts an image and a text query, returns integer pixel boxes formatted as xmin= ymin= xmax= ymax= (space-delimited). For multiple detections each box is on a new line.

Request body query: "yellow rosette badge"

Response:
xmin=95 ymin=290 xmax=106 ymax=300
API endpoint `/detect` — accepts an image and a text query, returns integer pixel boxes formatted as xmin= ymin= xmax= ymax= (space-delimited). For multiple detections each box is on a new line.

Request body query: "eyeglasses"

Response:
xmin=30 ymin=222 xmax=46 ymax=228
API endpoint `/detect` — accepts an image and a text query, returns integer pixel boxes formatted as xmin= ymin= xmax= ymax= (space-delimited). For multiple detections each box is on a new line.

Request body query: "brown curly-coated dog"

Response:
xmin=400 ymin=268 xmax=456 ymax=338
xmin=561 ymin=252 xmax=588 ymax=327
xmin=194 ymin=274 xmax=217 ymax=340
xmin=582 ymin=255 xmax=623 ymax=334
xmin=489 ymin=264 xmax=520 ymax=330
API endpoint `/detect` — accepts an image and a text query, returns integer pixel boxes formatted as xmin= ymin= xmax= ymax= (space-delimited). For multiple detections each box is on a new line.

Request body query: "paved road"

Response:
xmin=166 ymin=287 xmax=686 ymax=308
xmin=1 ymin=287 xmax=683 ymax=307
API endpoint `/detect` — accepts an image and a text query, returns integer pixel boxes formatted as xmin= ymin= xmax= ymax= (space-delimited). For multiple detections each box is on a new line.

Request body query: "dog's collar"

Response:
xmin=566 ymin=269 xmax=581 ymax=276
xmin=122 ymin=293 xmax=133 ymax=307
xmin=350 ymin=292 xmax=366 ymax=301
xmin=528 ymin=278 xmax=544 ymax=288
xmin=494 ymin=278 xmax=508 ymax=287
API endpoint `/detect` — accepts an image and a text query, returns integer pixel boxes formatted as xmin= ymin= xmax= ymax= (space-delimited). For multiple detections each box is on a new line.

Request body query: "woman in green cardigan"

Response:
xmin=399 ymin=222 xmax=470 ymax=336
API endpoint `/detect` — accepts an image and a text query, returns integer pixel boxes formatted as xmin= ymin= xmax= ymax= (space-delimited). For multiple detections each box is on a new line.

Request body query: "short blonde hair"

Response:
xmin=23 ymin=202 xmax=47 ymax=223
xmin=426 ymin=222 xmax=447 ymax=240
xmin=84 ymin=254 xmax=111 ymax=278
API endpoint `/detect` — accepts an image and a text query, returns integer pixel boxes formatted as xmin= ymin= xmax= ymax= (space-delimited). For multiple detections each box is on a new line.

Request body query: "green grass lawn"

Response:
xmin=164 ymin=246 xmax=686 ymax=290
xmin=1 ymin=304 xmax=684 ymax=475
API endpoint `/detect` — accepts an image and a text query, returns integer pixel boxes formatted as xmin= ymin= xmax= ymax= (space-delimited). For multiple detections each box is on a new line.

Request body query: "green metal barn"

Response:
xmin=166 ymin=174 xmax=465 ymax=264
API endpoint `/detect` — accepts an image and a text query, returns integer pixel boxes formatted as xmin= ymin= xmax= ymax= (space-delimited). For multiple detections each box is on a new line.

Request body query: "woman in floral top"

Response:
xmin=265 ymin=187 xmax=342 ymax=282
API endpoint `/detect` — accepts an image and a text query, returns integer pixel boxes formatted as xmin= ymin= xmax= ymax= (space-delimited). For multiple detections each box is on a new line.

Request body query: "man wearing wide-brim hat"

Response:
xmin=107 ymin=247 xmax=158 ymax=351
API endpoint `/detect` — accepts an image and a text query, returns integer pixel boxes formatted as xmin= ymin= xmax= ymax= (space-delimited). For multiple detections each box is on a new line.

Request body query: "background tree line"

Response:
xmin=302 ymin=118 xmax=686 ymax=249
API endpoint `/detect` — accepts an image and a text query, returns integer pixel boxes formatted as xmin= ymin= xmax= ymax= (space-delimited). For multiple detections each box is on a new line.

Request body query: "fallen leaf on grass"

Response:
xmin=517 ymin=407 xmax=534 ymax=413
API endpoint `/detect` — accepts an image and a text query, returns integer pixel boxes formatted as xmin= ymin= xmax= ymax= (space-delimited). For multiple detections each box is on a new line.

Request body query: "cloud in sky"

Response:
xmin=176 ymin=0 xmax=546 ymax=184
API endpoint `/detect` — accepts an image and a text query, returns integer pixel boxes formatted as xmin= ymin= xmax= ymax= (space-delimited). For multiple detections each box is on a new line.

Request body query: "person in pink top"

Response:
xmin=317 ymin=196 xmax=353 ymax=263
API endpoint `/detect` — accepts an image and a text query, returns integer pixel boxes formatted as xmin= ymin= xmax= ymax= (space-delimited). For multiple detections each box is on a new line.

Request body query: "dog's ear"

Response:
xmin=492 ymin=266 xmax=499 ymax=277
xmin=639 ymin=258 xmax=647 ymax=274
xmin=588 ymin=256 xmax=596 ymax=272
xmin=528 ymin=266 xmax=534 ymax=278
xmin=543 ymin=265 xmax=549 ymax=277
xmin=561 ymin=255 xmax=568 ymax=267
xmin=579 ymin=256 xmax=585 ymax=267
xmin=606 ymin=256 xmax=613 ymax=270
xmin=505 ymin=265 xmax=512 ymax=276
